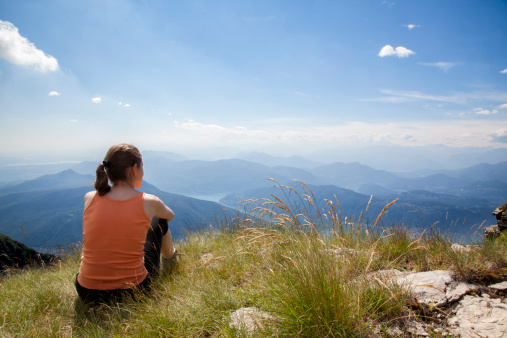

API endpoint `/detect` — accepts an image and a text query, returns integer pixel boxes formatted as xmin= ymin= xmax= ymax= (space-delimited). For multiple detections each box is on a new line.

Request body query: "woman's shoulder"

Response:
xmin=143 ymin=193 xmax=163 ymax=204
xmin=84 ymin=191 xmax=97 ymax=209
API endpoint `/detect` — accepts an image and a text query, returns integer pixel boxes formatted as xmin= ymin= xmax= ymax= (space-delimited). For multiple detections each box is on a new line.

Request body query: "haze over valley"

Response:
xmin=0 ymin=150 xmax=504 ymax=249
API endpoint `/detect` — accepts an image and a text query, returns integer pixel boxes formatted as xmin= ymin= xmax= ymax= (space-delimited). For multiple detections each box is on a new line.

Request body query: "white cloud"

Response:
xmin=501 ymin=69 xmax=507 ymax=74
xmin=118 ymin=101 xmax=130 ymax=107
xmin=91 ymin=97 xmax=101 ymax=103
xmin=490 ymin=128 xmax=507 ymax=143
xmin=0 ymin=20 xmax=59 ymax=72
xmin=48 ymin=91 xmax=61 ymax=96
xmin=378 ymin=45 xmax=415 ymax=58
xmin=405 ymin=24 xmax=420 ymax=30
xmin=473 ymin=107 xmax=498 ymax=115
xmin=498 ymin=103 xmax=507 ymax=109
xmin=169 ymin=119 xmax=506 ymax=149
xmin=69 ymin=119 xmax=78 ymax=123
xmin=420 ymin=62 xmax=460 ymax=73
xmin=381 ymin=1 xmax=395 ymax=7
xmin=369 ymin=89 xmax=464 ymax=104
xmin=365 ymin=89 xmax=507 ymax=104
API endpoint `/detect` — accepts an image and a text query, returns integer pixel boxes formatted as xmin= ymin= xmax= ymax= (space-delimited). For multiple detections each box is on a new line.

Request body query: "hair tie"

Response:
xmin=102 ymin=160 xmax=111 ymax=168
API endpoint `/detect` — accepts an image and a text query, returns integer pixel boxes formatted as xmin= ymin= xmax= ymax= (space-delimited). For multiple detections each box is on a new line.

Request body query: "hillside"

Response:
xmin=0 ymin=233 xmax=56 ymax=271
xmin=0 ymin=190 xmax=505 ymax=337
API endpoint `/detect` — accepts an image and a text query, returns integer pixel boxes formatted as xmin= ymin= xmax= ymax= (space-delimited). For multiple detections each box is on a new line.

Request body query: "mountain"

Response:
xmin=141 ymin=159 xmax=318 ymax=195
xmin=306 ymin=145 xmax=507 ymax=172
xmin=220 ymin=182 xmax=497 ymax=237
xmin=0 ymin=169 xmax=94 ymax=197
xmin=233 ymin=151 xmax=322 ymax=169
xmin=0 ymin=171 xmax=235 ymax=249
xmin=455 ymin=161 xmax=507 ymax=183
xmin=142 ymin=150 xmax=188 ymax=162
xmin=311 ymin=162 xmax=400 ymax=190
xmin=0 ymin=162 xmax=77 ymax=185
xmin=0 ymin=233 xmax=57 ymax=271
xmin=388 ymin=174 xmax=507 ymax=204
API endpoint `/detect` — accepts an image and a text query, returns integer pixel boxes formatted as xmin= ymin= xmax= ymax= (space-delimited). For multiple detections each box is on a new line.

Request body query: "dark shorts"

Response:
xmin=75 ymin=217 xmax=168 ymax=304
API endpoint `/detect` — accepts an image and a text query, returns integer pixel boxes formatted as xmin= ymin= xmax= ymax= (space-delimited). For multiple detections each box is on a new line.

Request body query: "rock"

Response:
xmin=451 ymin=243 xmax=471 ymax=253
xmin=374 ymin=324 xmax=404 ymax=337
xmin=323 ymin=247 xmax=361 ymax=256
xmin=395 ymin=270 xmax=452 ymax=307
xmin=406 ymin=321 xmax=429 ymax=336
xmin=484 ymin=225 xmax=501 ymax=239
xmin=448 ymin=295 xmax=507 ymax=338
xmin=490 ymin=281 xmax=507 ymax=290
xmin=200 ymin=253 xmax=214 ymax=262
xmin=366 ymin=269 xmax=405 ymax=281
xmin=229 ymin=307 xmax=275 ymax=336
xmin=446 ymin=281 xmax=478 ymax=303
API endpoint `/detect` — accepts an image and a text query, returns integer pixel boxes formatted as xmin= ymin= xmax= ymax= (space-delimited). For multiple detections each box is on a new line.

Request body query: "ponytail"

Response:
xmin=93 ymin=144 xmax=142 ymax=196
xmin=95 ymin=163 xmax=111 ymax=196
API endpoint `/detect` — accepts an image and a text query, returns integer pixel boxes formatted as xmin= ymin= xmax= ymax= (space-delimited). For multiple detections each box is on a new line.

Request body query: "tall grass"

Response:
xmin=0 ymin=180 xmax=506 ymax=337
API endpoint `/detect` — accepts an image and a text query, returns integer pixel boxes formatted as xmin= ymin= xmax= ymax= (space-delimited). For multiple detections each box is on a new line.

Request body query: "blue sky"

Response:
xmin=1 ymin=0 xmax=506 ymax=160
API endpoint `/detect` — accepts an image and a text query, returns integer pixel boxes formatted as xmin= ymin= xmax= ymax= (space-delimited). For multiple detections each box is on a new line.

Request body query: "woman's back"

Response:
xmin=78 ymin=192 xmax=151 ymax=290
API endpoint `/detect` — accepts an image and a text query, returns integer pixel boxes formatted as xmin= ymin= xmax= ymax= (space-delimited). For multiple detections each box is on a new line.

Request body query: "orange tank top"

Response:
xmin=78 ymin=192 xmax=151 ymax=290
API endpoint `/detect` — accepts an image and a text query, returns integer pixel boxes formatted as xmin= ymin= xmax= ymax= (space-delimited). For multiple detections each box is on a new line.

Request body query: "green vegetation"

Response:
xmin=1 ymin=181 xmax=506 ymax=337
xmin=0 ymin=233 xmax=56 ymax=271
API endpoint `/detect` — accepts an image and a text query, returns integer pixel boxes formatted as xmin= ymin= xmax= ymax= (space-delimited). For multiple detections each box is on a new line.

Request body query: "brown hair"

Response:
xmin=95 ymin=144 xmax=143 ymax=196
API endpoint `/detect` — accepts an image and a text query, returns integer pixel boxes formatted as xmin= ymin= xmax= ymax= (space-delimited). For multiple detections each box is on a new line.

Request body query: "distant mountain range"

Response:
xmin=233 ymin=151 xmax=323 ymax=169
xmin=134 ymin=159 xmax=507 ymax=204
xmin=0 ymin=169 xmax=94 ymax=197
xmin=0 ymin=170 xmax=234 ymax=250
xmin=220 ymin=183 xmax=498 ymax=237
xmin=0 ymin=154 xmax=505 ymax=246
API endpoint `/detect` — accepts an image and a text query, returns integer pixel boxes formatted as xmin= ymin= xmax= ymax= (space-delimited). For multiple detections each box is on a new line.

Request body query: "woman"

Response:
xmin=75 ymin=144 xmax=177 ymax=304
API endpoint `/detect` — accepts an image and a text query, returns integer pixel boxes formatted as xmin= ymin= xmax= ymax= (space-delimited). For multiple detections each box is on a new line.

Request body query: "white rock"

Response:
xmin=406 ymin=321 xmax=428 ymax=336
xmin=451 ymin=243 xmax=471 ymax=253
xmin=200 ymin=253 xmax=214 ymax=262
xmin=229 ymin=307 xmax=275 ymax=336
xmin=490 ymin=281 xmax=507 ymax=290
xmin=448 ymin=295 xmax=507 ymax=338
xmin=395 ymin=270 xmax=452 ymax=306
xmin=446 ymin=281 xmax=478 ymax=303
xmin=366 ymin=269 xmax=405 ymax=281
xmin=323 ymin=248 xmax=361 ymax=255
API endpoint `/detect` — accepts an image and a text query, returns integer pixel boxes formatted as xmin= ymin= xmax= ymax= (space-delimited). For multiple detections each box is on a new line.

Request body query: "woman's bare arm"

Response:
xmin=143 ymin=193 xmax=175 ymax=221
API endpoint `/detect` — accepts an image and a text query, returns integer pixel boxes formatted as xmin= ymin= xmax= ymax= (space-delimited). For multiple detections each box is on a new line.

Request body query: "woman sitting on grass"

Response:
xmin=75 ymin=143 xmax=177 ymax=304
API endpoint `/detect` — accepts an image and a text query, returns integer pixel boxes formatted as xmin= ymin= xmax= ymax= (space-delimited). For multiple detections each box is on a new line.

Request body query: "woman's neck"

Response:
xmin=105 ymin=180 xmax=140 ymax=200
xmin=112 ymin=180 xmax=135 ymax=190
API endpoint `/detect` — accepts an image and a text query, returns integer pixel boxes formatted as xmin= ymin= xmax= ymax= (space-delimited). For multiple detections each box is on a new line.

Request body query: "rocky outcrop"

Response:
xmin=485 ymin=205 xmax=507 ymax=239
xmin=227 ymin=269 xmax=506 ymax=337
xmin=394 ymin=270 xmax=506 ymax=337
xmin=448 ymin=295 xmax=507 ymax=338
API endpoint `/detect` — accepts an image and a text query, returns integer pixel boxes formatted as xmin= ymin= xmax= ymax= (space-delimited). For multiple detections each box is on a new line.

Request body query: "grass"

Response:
xmin=1 ymin=181 xmax=506 ymax=337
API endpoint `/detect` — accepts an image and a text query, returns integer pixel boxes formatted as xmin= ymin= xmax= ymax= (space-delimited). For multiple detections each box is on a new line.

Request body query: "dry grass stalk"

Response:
xmin=199 ymin=256 xmax=226 ymax=268
xmin=372 ymin=199 xmax=399 ymax=229
xmin=386 ymin=245 xmax=428 ymax=268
